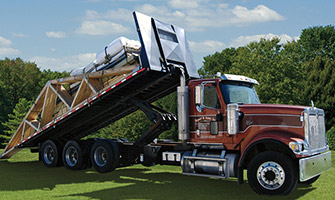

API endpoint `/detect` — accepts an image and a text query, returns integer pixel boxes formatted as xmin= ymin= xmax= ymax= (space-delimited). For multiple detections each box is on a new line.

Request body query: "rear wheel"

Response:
xmin=63 ymin=140 xmax=84 ymax=170
xmin=90 ymin=139 xmax=119 ymax=173
xmin=247 ymin=151 xmax=298 ymax=195
xmin=41 ymin=140 xmax=62 ymax=167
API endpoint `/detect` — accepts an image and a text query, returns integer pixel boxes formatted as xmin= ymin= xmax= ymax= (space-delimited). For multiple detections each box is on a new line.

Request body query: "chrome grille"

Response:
xmin=304 ymin=108 xmax=328 ymax=154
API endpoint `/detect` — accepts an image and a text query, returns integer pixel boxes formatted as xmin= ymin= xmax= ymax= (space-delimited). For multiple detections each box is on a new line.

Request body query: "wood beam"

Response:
xmin=40 ymin=86 xmax=57 ymax=127
xmin=50 ymin=84 xmax=73 ymax=109
xmin=49 ymin=64 xmax=138 ymax=85
xmin=24 ymin=119 xmax=39 ymax=131
xmin=85 ymin=78 xmax=100 ymax=94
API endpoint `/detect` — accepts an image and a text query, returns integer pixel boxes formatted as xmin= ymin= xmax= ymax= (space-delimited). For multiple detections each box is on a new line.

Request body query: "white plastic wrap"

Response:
xmin=71 ymin=37 xmax=141 ymax=76
xmin=96 ymin=37 xmax=140 ymax=65
xmin=96 ymin=49 xmax=126 ymax=71
xmin=70 ymin=67 xmax=85 ymax=76
xmin=70 ymin=60 xmax=97 ymax=76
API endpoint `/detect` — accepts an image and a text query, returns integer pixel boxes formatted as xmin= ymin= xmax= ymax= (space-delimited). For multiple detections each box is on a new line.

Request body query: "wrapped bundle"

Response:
xmin=70 ymin=37 xmax=141 ymax=76
xmin=95 ymin=37 xmax=140 ymax=65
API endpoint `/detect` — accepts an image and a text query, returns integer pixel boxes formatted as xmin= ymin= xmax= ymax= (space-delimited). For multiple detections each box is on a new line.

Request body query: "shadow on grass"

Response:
xmin=0 ymin=160 xmax=315 ymax=200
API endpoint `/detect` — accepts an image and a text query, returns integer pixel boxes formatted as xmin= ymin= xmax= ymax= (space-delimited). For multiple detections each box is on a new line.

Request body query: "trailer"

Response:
xmin=1 ymin=12 xmax=331 ymax=195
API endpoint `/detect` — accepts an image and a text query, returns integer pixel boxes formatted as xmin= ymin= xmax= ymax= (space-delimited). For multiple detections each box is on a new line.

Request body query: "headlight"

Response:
xmin=289 ymin=141 xmax=308 ymax=154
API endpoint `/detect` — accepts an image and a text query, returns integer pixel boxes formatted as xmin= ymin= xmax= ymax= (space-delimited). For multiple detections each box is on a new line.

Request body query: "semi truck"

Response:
xmin=0 ymin=12 xmax=331 ymax=195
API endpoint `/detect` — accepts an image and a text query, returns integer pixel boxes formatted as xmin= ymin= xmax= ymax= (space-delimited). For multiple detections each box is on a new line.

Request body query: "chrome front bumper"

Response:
xmin=299 ymin=151 xmax=331 ymax=182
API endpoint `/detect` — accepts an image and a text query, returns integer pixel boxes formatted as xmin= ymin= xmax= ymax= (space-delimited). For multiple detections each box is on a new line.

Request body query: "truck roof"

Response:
xmin=221 ymin=74 xmax=259 ymax=85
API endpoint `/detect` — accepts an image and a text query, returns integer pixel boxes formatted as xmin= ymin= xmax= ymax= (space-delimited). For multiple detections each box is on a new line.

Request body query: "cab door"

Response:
xmin=189 ymin=81 xmax=228 ymax=143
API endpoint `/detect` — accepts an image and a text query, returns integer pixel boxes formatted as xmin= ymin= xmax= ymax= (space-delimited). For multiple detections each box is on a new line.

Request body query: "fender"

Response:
xmin=237 ymin=130 xmax=303 ymax=184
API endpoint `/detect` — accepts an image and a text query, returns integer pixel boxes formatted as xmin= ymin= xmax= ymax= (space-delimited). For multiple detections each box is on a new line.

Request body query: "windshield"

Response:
xmin=220 ymin=81 xmax=260 ymax=104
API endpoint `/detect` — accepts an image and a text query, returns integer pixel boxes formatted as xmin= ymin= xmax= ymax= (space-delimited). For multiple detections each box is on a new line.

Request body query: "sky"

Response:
xmin=0 ymin=0 xmax=334 ymax=72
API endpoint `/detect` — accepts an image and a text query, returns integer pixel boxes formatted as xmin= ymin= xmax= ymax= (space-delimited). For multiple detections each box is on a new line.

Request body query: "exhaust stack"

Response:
xmin=178 ymin=69 xmax=189 ymax=141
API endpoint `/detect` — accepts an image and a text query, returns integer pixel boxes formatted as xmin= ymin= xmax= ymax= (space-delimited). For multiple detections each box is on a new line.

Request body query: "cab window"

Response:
xmin=204 ymin=85 xmax=220 ymax=109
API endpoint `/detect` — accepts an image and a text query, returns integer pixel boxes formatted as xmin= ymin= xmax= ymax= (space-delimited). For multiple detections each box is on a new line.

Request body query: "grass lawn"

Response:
xmin=0 ymin=149 xmax=334 ymax=200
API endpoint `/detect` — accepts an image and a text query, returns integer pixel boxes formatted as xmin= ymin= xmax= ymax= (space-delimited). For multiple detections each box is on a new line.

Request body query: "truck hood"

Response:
xmin=233 ymin=104 xmax=308 ymax=132
xmin=238 ymin=104 xmax=307 ymax=115
xmin=237 ymin=104 xmax=307 ymax=130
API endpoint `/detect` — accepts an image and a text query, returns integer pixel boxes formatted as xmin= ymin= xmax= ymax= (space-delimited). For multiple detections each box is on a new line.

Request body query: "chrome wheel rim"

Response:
xmin=65 ymin=146 xmax=78 ymax=167
xmin=94 ymin=146 xmax=108 ymax=167
xmin=44 ymin=145 xmax=55 ymax=165
xmin=257 ymin=161 xmax=285 ymax=190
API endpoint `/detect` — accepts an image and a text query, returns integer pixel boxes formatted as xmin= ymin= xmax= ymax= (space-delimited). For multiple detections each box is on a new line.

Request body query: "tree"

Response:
xmin=87 ymin=110 xmax=152 ymax=141
xmin=298 ymin=25 xmax=335 ymax=60
xmin=87 ymin=92 xmax=179 ymax=141
xmin=199 ymin=25 xmax=335 ymax=131
xmin=155 ymin=92 xmax=178 ymax=140
xmin=0 ymin=58 xmax=42 ymax=108
xmin=326 ymin=127 xmax=335 ymax=150
xmin=298 ymin=25 xmax=335 ymax=130
xmin=0 ymin=58 xmax=41 ymax=143
xmin=199 ymin=48 xmax=237 ymax=76
xmin=0 ymin=86 xmax=10 ymax=142
xmin=302 ymin=56 xmax=335 ymax=130
xmin=0 ymin=98 xmax=32 ymax=146
xmin=0 ymin=58 xmax=69 ymax=143
xmin=199 ymin=38 xmax=303 ymax=105
xmin=0 ymin=58 xmax=42 ymax=137
xmin=39 ymin=69 xmax=70 ymax=88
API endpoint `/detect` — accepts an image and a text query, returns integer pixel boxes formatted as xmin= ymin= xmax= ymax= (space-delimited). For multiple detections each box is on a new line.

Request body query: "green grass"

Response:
xmin=0 ymin=149 xmax=334 ymax=200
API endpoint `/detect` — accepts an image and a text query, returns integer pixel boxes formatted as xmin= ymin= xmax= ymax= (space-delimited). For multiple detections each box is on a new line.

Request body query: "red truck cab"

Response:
xmin=183 ymin=73 xmax=331 ymax=195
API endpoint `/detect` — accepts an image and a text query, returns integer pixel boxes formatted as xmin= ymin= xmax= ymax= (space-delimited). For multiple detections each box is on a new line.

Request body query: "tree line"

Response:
xmin=0 ymin=25 xmax=334 ymax=149
xmin=0 ymin=58 xmax=69 ymax=146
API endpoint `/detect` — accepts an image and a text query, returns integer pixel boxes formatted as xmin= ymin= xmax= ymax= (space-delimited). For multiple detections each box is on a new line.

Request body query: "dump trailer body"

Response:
xmin=19 ymin=68 xmax=180 ymax=147
xmin=1 ymin=11 xmax=198 ymax=159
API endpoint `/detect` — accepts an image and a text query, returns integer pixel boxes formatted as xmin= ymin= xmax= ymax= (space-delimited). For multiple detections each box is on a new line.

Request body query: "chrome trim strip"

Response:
xmin=243 ymin=114 xmax=301 ymax=117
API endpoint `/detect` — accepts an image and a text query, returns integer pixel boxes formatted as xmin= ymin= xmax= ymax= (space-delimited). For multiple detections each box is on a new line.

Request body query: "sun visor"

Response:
xmin=133 ymin=11 xmax=199 ymax=78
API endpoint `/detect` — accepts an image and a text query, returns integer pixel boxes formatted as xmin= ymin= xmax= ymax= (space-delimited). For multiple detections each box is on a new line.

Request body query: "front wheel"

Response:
xmin=247 ymin=151 xmax=298 ymax=195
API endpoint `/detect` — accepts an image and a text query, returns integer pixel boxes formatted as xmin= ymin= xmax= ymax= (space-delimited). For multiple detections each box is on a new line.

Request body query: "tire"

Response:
xmin=41 ymin=140 xmax=62 ymax=167
xmin=90 ymin=139 xmax=119 ymax=173
xmin=62 ymin=140 xmax=84 ymax=170
xmin=81 ymin=139 xmax=95 ymax=169
xmin=247 ymin=151 xmax=298 ymax=195
xmin=300 ymin=175 xmax=320 ymax=185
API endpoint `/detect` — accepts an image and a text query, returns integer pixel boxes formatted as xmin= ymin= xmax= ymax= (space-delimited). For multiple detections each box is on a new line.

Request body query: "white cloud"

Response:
xmin=135 ymin=3 xmax=284 ymax=32
xmin=189 ymin=40 xmax=226 ymax=54
xmin=77 ymin=2 xmax=284 ymax=33
xmin=0 ymin=36 xmax=12 ymax=46
xmin=12 ymin=33 xmax=28 ymax=38
xmin=30 ymin=53 xmax=95 ymax=72
xmin=46 ymin=31 xmax=67 ymax=38
xmin=229 ymin=33 xmax=296 ymax=47
xmin=84 ymin=0 xmax=101 ymax=2
xmin=84 ymin=9 xmax=133 ymax=22
xmin=76 ymin=20 xmax=130 ymax=36
xmin=0 ymin=36 xmax=20 ymax=56
xmin=232 ymin=5 xmax=285 ymax=24
xmin=0 ymin=48 xmax=20 ymax=56
xmin=168 ymin=0 xmax=200 ymax=9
